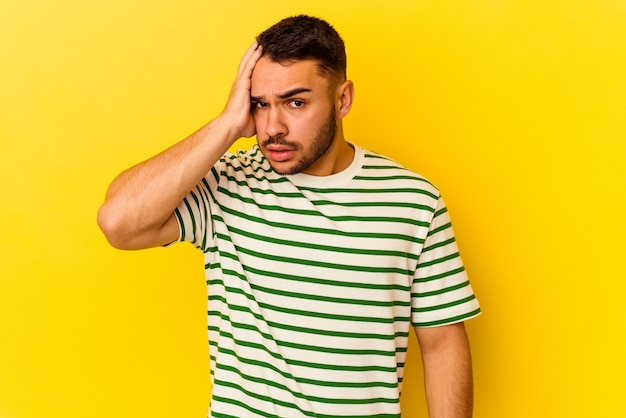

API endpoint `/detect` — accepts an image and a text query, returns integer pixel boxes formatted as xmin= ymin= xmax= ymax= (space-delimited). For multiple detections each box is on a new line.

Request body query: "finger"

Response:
xmin=237 ymin=41 xmax=262 ymax=77
xmin=238 ymin=44 xmax=262 ymax=79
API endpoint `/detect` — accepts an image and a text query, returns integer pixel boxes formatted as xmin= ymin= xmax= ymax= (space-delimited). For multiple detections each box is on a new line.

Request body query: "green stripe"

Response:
xmin=182 ymin=197 xmax=197 ymax=245
xmin=222 ymin=159 xmax=272 ymax=176
xmin=422 ymin=237 xmax=456 ymax=253
xmin=208 ymin=326 xmax=400 ymax=371
xmin=210 ymin=261 xmax=411 ymax=292
xmin=193 ymin=185 xmax=212 ymax=249
xmin=412 ymin=294 xmax=477 ymax=313
xmin=257 ymin=299 xmax=410 ymax=325
xmin=412 ymin=280 xmax=472 ymax=298
xmin=219 ymin=359 xmax=398 ymax=390
xmin=217 ymin=187 xmax=430 ymax=227
xmin=216 ymin=378 xmax=399 ymax=406
xmin=297 ymin=186 xmax=438 ymax=199
xmin=247 ymin=281 xmax=408 ymax=307
xmin=219 ymin=181 xmax=301 ymax=197
xmin=413 ymin=307 xmax=481 ymax=327
xmin=414 ymin=266 xmax=466 ymax=283
xmin=173 ymin=208 xmax=185 ymax=241
xmin=207 ymin=302 xmax=409 ymax=340
xmin=214 ymin=381 xmax=316 ymax=417
xmin=433 ymin=205 xmax=449 ymax=218
xmin=355 ymin=173 xmax=432 ymax=183
xmin=363 ymin=153 xmax=392 ymax=160
xmin=227 ymin=225 xmax=419 ymax=260
xmin=427 ymin=221 xmax=452 ymax=237
xmin=212 ymin=393 xmax=401 ymax=418
xmin=208 ymin=167 xmax=219 ymax=184
xmin=208 ymin=287 xmax=409 ymax=325
xmin=211 ymin=393 xmax=311 ymax=418
xmin=207 ymin=311 xmax=402 ymax=357
xmin=231 ymin=242 xmax=413 ymax=276
xmin=214 ymin=345 xmax=399 ymax=389
xmin=239 ymin=266 xmax=410 ymax=291
xmin=417 ymin=252 xmax=461 ymax=268
xmin=210 ymin=411 xmax=239 ymax=418
xmin=211 ymin=340 xmax=401 ymax=374
xmin=220 ymin=168 xmax=289 ymax=184
xmin=310 ymin=199 xmax=435 ymax=211
xmin=203 ymin=245 xmax=218 ymax=256
xmin=215 ymin=209 xmax=424 ymax=243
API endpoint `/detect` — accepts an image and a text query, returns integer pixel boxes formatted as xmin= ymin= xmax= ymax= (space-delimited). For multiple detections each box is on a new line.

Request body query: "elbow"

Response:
xmin=97 ymin=202 xmax=135 ymax=250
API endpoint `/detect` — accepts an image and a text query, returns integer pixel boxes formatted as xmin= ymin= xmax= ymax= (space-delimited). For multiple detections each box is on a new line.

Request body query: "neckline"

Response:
xmin=284 ymin=143 xmax=363 ymax=188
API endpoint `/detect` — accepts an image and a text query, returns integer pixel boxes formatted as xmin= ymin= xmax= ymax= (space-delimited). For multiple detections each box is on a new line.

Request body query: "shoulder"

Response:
xmin=213 ymin=146 xmax=293 ymax=193
xmin=213 ymin=145 xmax=275 ymax=181
xmin=222 ymin=145 xmax=269 ymax=170
xmin=356 ymin=147 xmax=441 ymax=198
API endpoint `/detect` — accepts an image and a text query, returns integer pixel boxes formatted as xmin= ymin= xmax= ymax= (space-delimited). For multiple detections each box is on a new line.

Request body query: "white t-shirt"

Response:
xmin=174 ymin=145 xmax=480 ymax=418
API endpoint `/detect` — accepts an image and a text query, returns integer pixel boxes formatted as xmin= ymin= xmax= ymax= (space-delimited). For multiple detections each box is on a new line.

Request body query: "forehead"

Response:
xmin=250 ymin=57 xmax=329 ymax=97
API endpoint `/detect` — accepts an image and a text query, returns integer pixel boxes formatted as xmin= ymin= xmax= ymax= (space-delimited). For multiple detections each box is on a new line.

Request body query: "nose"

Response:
xmin=265 ymin=107 xmax=287 ymax=138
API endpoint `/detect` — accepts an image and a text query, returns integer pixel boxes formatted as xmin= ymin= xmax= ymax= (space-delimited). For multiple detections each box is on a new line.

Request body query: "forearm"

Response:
xmin=98 ymin=117 xmax=236 ymax=249
xmin=416 ymin=323 xmax=474 ymax=418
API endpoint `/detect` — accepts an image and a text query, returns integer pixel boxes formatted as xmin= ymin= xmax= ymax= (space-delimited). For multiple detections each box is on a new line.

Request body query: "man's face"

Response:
xmin=250 ymin=57 xmax=338 ymax=175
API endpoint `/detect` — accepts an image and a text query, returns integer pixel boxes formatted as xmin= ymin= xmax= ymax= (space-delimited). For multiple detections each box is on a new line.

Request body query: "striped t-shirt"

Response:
xmin=174 ymin=144 xmax=480 ymax=418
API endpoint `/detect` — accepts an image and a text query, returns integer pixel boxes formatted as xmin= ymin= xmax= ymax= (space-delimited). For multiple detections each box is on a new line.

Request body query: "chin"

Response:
xmin=270 ymin=163 xmax=299 ymax=176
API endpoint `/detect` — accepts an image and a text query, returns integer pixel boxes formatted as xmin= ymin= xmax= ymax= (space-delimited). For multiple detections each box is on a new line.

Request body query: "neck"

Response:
xmin=303 ymin=132 xmax=354 ymax=176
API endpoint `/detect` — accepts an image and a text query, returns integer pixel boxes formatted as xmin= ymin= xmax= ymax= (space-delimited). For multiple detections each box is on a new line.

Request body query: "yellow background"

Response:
xmin=1 ymin=0 xmax=625 ymax=417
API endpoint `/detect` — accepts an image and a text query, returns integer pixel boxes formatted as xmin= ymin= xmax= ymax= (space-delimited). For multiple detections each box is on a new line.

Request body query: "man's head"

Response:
xmin=256 ymin=15 xmax=347 ymax=90
xmin=250 ymin=15 xmax=354 ymax=176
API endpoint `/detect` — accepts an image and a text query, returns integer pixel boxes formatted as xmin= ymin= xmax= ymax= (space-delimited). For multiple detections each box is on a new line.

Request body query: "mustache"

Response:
xmin=261 ymin=136 xmax=299 ymax=148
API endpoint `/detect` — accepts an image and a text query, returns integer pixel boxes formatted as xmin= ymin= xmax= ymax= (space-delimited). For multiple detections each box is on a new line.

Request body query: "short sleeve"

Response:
xmin=172 ymin=175 xmax=215 ymax=251
xmin=411 ymin=196 xmax=481 ymax=327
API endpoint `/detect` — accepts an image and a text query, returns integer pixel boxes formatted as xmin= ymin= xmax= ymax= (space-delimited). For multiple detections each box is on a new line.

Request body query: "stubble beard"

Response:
xmin=262 ymin=108 xmax=337 ymax=175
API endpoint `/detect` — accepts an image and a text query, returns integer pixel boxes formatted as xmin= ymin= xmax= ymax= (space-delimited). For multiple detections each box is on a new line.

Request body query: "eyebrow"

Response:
xmin=251 ymin=87 xmax=312 ymax=102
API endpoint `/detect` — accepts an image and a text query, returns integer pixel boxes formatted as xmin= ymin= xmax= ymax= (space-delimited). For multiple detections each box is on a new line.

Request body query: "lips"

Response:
xmin=266 ymin=146 xmax=296 ymax=162
xmin=263 ymin=140 xmax=298 ymax=163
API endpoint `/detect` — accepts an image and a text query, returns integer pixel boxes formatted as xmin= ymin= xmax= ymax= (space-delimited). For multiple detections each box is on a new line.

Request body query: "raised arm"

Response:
xmin=97 ymin=42 xmax=263 ymax=250
xmin=415 ymin=322 xmax=474 ymax=418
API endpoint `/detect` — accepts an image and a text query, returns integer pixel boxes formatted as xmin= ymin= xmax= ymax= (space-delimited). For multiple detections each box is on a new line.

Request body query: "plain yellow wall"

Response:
xmin=1 ymin=1 xmax=625 ymax=417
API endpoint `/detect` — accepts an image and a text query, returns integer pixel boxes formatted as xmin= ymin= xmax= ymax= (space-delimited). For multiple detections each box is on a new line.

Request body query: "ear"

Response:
xmin=335 ymin=80 xmax=354 ymax=119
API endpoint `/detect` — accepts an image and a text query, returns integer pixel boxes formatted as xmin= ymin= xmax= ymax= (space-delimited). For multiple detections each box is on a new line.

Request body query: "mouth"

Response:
xmin=265 ymin=146 xmax=296 ymax=162
xmin=262 ymin=138 xmax=299 ymax=163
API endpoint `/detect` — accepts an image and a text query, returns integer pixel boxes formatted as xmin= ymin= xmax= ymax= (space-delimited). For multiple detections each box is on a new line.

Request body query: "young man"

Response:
xmin=98 ymin=15 xmax=480 ymax=418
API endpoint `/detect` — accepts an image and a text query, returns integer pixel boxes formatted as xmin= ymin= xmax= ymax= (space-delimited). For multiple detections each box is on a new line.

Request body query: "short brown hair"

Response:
xmin=256 ymin=15 xmax=347 ymax=84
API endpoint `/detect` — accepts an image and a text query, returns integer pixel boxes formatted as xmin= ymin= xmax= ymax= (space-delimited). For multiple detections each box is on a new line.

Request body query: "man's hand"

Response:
xmin=217 ymin=42 xmax=263 ymax=140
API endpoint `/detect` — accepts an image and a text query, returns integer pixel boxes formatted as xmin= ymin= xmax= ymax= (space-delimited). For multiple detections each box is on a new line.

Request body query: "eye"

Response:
xmin=289 ymin=99 xmax=305 ymax=108
xmin=252 ymin=101 xmax=268 ymax=110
